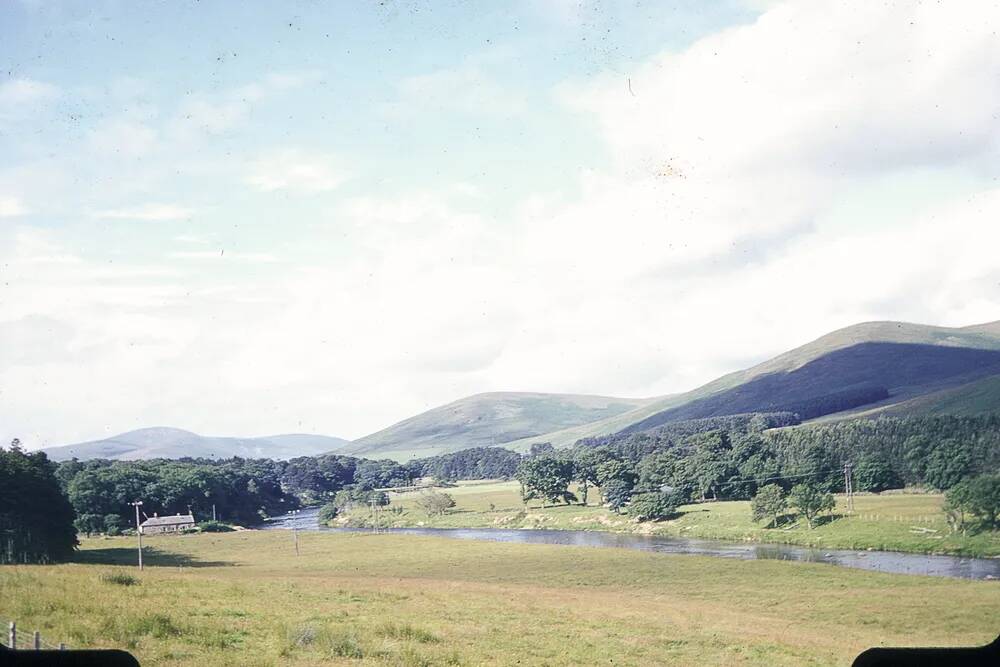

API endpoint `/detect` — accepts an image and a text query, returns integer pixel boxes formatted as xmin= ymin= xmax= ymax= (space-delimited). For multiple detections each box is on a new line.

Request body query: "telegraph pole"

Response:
xmin=369 ymin=493 xmax=385 ymax=535
xmin=130 ymin=500 xmax=144 ymax=570
xmin=287 ymin=509 xmax=300 ymax=555
xmin=844 ymin=462 xmax=854 ymax=513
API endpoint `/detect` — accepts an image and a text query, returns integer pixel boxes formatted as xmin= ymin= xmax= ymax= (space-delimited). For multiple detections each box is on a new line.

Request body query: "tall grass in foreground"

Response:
xmin=0 ymin=530 xmax=996 ymax=666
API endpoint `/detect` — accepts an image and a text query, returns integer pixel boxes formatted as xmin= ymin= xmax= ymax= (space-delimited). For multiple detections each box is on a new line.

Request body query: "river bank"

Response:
xmin=335 ymin=480 xmax=1000 ymax=559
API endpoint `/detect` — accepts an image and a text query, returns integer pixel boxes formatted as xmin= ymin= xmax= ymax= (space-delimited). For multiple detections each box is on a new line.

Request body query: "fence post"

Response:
xmin=33 ymin=631 xmax=40 ymax=650
xmin=8 ymin=621 xmax=14 ymax=649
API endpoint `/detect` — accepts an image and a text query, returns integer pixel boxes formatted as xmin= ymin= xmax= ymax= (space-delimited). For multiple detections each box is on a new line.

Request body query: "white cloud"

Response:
xmin=93 ymin=203 xmax=194 ymax=221
xmin=0 ymin=78 xmax=58 ymax=109
xmin=0 ymin=195 xmax=28 ymax=217
xmin=173 ymin=234 xmax=209 ymax=244
xmin=560 ymin=0 xmax=1000 ymax=178
xmin=389 ymin=53 xmax=528 ymax=118
xmin=167 ymin=250 xmax=278 ymax=263
xmin=246 ymin=149 xmax=347 ymax=194
xmin=5 ymin=1 xmax=1000 ymax=448
xmin=170 ymin=70 xmax=322 ymax=139
xmin=87 ymin=119 xmax=158 ymax=158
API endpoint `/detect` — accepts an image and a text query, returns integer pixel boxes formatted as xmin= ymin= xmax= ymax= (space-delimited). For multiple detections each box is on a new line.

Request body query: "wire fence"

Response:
xmin=1 ymin=618 xmax=68 ymax=651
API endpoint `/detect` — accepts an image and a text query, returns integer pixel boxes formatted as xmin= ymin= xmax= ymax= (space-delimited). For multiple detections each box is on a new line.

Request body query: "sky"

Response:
xmin=2 ymin=0 xmax=999 ymax=448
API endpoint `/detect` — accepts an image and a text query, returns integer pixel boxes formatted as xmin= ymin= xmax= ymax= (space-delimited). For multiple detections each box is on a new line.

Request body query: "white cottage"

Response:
xmin=139 ymin=513 xmax=195 ymax=535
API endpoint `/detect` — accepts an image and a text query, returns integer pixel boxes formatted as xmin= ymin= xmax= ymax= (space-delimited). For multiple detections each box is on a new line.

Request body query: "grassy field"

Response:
xmin=342 ymin=481 xmax=1000 ymax=557
xmin=1 ymin=530 xmax=998 ymax=666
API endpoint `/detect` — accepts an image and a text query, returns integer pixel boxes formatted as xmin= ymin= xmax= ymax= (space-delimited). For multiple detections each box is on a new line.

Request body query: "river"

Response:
xmin=263 ymin=507 xmax=1000 ymax=580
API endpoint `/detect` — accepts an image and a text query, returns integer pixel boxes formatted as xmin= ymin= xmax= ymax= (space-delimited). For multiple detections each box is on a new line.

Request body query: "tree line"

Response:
xmin=3 ymin=412 xmax=999 ymax=562
xmin=511 ymin=414 xmax=1000 ymax=526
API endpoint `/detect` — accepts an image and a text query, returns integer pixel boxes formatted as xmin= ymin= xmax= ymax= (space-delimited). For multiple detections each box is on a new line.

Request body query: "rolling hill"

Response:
xmin=340 ymin=392 xmax=653 ymax=461
xmin=42 ymin=427 xmax=351 ymax=462
xmin=500 ymin=320 xmax=1000 ymax=449
xmin=44 ymin=319 xmax=1000 ymax=463
xmin=346 ymin=320 xmax=1000 ymax=460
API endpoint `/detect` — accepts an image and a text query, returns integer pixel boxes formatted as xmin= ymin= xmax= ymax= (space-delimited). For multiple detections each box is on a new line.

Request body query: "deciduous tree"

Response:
xmin=788 ymin=483 xmax=835 ymax=529
xmin=750 ymin=483 xmax=786 ymax=527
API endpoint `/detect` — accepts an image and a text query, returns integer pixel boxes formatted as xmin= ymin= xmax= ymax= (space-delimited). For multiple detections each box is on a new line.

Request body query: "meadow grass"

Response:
xmin=344 ymin=481 xmax=1000 ymax=557
xmin=1 ymin=530 xmax=997 ymax=666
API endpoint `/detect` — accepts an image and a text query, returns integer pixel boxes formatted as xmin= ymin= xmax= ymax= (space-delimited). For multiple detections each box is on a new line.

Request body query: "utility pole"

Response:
xmin=287 ymin=509 xmax=300 ymax=555
xmin=130 ymin=500 xmax=144 ymax=570
xmin=844 ymin=462 xmax=854 ymax=513
xmin=369 ymin=493 xmax=385 ymax=535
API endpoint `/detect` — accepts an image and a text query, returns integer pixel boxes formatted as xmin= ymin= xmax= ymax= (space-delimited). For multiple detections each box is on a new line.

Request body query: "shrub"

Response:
xmin=74 ymin=513 xmax=104 ymax=537
xmin=288 ymin=624 xmax=321 ymax=648
xmin=627 ymin=491 xmax=678 ymax=522
xmin=327 ymin=631 xmax=365 ymax=659
xmin=317 ymin=503 xmax=339 ymax=524
xmin=377 ymin=622 xmax=439 ymax=643
xmin=414 ymin=490 xmax=456 ymax=517
xmin=103 ymin=514 xmax=123 ymax=536
xmin=132 ymin=614 xmax=181 ymax=639
xmin=332 ymin=489 xmax=353 ymax=510
xmin=197 ymin=520 xmax=235 ymax=533
xmin=99 ymin=571 xmax=140 ymax=586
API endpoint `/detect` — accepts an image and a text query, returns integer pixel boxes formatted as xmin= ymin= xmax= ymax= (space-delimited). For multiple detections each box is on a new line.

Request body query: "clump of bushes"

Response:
xmin=317 ymin=503 xmax=339 ymax=524
xmin=414 ymin=490 xmax=456 ymax=517
xmin=377 ymin=622 xmax=439 ymax=644
xmin=626 ymin=491 xmax=679 ymax=522
xmin=197 ymin=521 xmax=235 ymax=533
xmin=282 ymin=623 xmax=367 ymax=659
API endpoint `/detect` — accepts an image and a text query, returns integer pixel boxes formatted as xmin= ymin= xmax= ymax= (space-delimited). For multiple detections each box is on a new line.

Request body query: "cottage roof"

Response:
xmin=141 ymin=513 xmax=195 ymax=527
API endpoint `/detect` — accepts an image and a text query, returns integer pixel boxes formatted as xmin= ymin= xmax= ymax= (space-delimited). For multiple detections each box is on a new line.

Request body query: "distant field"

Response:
xmin=1 ymin=531 xmax=997 ymax=666
xmin=343 ymin=481 xmax=1000 ymax=557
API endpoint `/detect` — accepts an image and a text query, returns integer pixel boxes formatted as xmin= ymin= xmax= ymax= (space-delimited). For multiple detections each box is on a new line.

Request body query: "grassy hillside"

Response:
xmin=1 ymin=530 xmax=997 ymax=666
xmin=880 ymin=375 xmax=1000 ymax=417
xmin=503 ymin=320 xmax=1000 ymax=450
xmin=342 ymin=392 xmax=651 ymax=460
xmin=42 ymin=428 xmax=351 ymax=462
xmin=343 ymin=481 xmax=1000 ymax=557
xmin=620 ymin=342 xmax=1000 ymax=433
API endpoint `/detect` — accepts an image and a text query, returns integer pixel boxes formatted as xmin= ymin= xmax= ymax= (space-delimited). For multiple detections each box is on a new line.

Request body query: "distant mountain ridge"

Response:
xmin=42 ymin=427 xmax=351 ymax=462
xmin=40 ymin=319 xmax=1000 ymax=463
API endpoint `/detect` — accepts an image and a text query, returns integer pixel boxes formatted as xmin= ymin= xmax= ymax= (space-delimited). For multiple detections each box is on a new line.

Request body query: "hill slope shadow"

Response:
xmin=624 ymin=342 xmax=1000 ymax=433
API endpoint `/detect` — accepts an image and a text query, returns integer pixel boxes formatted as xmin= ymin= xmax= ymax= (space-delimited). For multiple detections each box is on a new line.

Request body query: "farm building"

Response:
xmin=140 ymin=513 xmax=195 ymax=535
